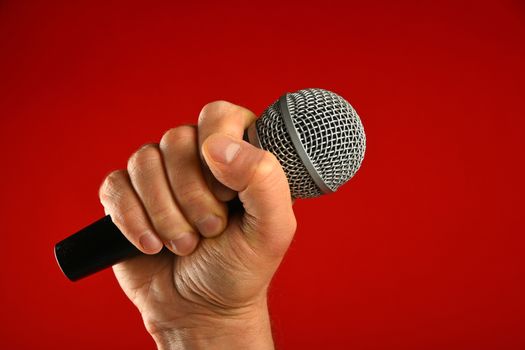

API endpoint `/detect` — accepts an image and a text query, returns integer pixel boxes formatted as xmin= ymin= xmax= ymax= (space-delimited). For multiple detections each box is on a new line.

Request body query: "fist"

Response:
xmin=98 ymin=101 xmax=296 ymax=348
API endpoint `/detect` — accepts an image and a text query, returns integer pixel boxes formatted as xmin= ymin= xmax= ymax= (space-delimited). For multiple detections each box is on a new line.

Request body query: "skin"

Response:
xmin=99 ymin=101 xmax=297 ymax=349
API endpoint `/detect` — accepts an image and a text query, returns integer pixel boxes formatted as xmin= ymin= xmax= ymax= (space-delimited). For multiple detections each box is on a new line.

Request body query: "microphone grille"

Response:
xmin=255 ymin=88 xmax=366 ymax=198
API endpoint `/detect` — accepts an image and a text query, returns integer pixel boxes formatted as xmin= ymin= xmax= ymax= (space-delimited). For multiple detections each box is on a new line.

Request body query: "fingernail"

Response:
xmin=139 ymin=232 xmax=163 ymax=252
xmin=205 ymin=135 xmax=240 ymax=164
xmin=196 ymin=214 xmax=222 ymax=236
xmin=168 ymin=233 xmax=195 ymax=256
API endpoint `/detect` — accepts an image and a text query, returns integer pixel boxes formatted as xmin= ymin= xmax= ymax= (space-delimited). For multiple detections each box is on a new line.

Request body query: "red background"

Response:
xmin=1 ymin=1 xmax=524 ymax=349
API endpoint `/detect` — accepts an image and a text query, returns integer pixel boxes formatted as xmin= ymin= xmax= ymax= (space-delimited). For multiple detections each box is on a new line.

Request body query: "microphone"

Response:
xmin=54 ymin=88 xmax=366 ymax=281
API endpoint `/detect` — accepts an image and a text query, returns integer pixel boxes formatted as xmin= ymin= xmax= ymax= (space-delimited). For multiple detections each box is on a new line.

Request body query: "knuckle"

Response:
xmin=149 ymin=206 xmax=175 ymax=229
xmin=258 ymin=151 xmax=282 ymax=178
xmin=110 ymin=203 xmax=146 ymax=232
xmin=263 ymin=151 xmax=281 ymax=168
xmin=99 ymin=170 xmax=126 ymax=202
xmin=251 ymin=151 xmax=287 ymax=193
xmin=127 ymin=144 xmax=161 ymax=177
xmin=150 ymin=206 xmax=191 ymax=239
xmin=160 ymin=126 xmax=196 ymax=151
xmin=177 ymin=182 xmax=207 ymax=208
xmin=198 ymin=100 xmax=235 ymax=124
xmin=109 ymin=209 xmax=127 ymax=228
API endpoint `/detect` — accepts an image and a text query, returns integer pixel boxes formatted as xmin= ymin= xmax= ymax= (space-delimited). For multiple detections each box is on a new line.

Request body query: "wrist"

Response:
xmin=147 ymin=301 xmax=274 ymax=350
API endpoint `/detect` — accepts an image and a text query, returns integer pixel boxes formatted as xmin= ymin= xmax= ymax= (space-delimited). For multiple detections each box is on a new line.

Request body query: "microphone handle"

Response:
xmin=54 ymin=215 xmax=144 ymax=281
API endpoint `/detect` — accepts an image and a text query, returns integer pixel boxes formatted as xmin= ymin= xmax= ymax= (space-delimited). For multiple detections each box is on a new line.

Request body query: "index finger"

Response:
xmin=198 ymin=101 xmax=257 ymax=201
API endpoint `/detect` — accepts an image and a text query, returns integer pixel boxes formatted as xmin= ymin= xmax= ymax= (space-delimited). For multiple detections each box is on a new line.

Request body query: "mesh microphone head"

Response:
xmin=250 ymin=88 xmax=366 ymax=198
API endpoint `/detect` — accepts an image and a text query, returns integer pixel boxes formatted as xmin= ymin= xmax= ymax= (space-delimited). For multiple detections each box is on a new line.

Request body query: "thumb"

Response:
xmin=202 ymin=132 xmax=296 ymax=256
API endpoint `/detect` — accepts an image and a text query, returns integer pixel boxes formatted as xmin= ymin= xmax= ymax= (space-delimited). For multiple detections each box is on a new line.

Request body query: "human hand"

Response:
xmin=98 ymin=101 xmax=296 ymax=349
